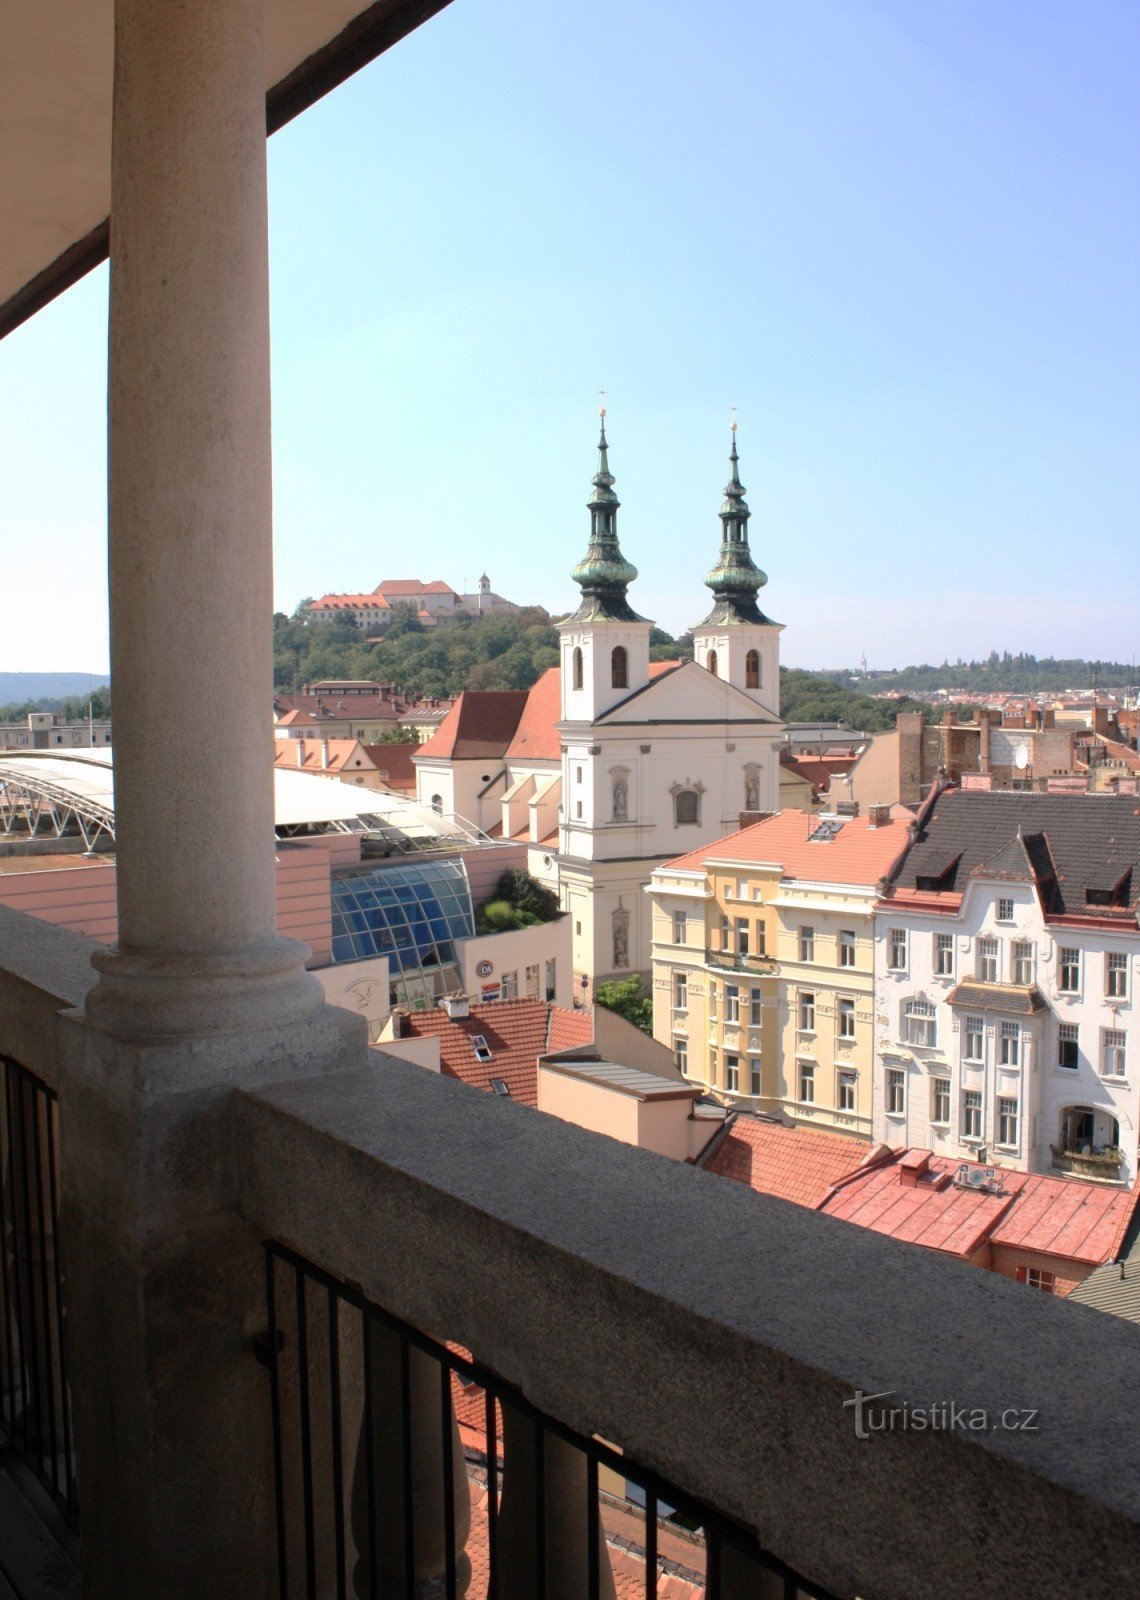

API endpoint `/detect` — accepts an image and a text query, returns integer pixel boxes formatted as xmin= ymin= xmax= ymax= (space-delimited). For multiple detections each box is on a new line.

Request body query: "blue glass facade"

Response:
xmin=330 ymin=858 xmax=475 ymax=1007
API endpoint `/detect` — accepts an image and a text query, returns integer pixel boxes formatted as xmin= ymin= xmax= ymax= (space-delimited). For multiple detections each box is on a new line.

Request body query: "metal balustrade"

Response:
xmin=262 ymin=1240 xmax=842 ymax=1600
xmin=0 ymin=1054 xmax=76 ymax=1524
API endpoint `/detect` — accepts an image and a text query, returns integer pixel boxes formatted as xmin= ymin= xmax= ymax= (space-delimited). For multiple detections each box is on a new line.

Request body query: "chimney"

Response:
xmin=978 ymin=710 xmax=991 ymax=774
xmin=942 ymin=709 xmax=956 ymax=727
xmin=1042 ymin=706 xmax=1055 ymax=730
xmin=295 ymin=740 xmax=304 ymax=768
xmin=441 ymin=994 xmax=470 ymax=1019
xmin=898 ymin=1150 xmax=931 ymax=1188
xmin=868 ymin=803 xmax=891 ymax=828
xmin=321 ymin=740 xmax=329 ymax=770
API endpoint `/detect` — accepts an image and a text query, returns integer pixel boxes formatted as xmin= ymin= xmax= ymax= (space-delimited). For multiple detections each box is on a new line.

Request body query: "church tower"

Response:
xmin=559 ymin=413 xmax=652 ymax=722
xmin=691 ymin=424 xmax=782 ymax=713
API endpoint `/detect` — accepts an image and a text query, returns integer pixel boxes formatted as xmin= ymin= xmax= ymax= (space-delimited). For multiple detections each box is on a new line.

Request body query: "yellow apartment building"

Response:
xmin=650 ymin=808 xmax=910 ymax=1135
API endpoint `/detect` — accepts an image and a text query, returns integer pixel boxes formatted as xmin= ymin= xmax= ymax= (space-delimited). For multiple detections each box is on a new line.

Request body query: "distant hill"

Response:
xmin=822 ymin=655 xmax=1135 ymax=695
xmin=0 ymin=673 xmax=110 ymax=706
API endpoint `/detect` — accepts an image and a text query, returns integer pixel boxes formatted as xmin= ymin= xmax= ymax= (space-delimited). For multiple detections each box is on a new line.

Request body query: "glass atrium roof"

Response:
xmin=330 ymin=858 xmax=475 ymax=971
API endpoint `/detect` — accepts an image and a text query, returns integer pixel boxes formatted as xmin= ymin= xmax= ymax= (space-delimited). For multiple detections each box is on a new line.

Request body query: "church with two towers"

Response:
xmin=415 ymin=417 xmax=786 ymax=988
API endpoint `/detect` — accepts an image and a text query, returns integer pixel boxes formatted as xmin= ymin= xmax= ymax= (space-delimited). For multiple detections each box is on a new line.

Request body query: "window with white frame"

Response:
xmin=978 ymin=936 xmax=999 ymax=984
xmin=963 ymin=1015 xmax=985 ymax=1062
xmin=931 ymin=1077 xmax=951 ymax=1125
xmin=749 ymin=988 xmax=762 ymax=1026
xmin=736 ymin=917 xmax=750 ymax=957
xmin=887 ymin=928 xmax=908 ymax=971
xmin=674 ymin=1037 xmax=688 ymax=1075
xmin=902 ymin=999 xmax=937 ymax=1048
xmin=735 ymin=878 xmax=747 ymax=901
xmin=1102 ymin=1029 xmax=1127 ymax=1078
xmin=1058 ymin=947 xmax=1080 ymax=993
xmin=526 ymin=964 xmax=540 ymax=999
xmin=1018 ymin=1267 xmax=1055 ymax=1293
xmin=799 ymin=926 xmax=815 ymax=963
xmin=799 ymin=1062 xmax=815 ymax=1103
xmin=725 ymin=1054 xmax=739 ymax=1092
xmin=1011 ymin=941 xmax=1034 ymax=986
xmin=798 ymin=992 xmax=815 ymax=1033
xmin=725 ymin=985 xmax=740 ymax=1024
xmin=838 ymin=1070 xmax=857 ymax=1112
xmin=934 ymin=932 xmax=954 ymax=978
xmin=1057 ymin=1023 xmax=1079 ymax=1070
xmin=837 ymin=997 xmax=856 ymax=1040
xmin=750 ymin=1059 xmax=762 ymax=1097
xmin=962 ymin=1089 xmax=983 ymax=1139
xmin=672 ymin=910 xmax=687 ymax=945
xmin=999 ymin=1022 xmax=1020 ymax=1066
xmin=997 ymin=898 xmax=1014 ymax=922
xmin=997 ymin=1096 xmax=1019 ymax=1147
xmin=673 ymin=971 xmax=687 ymax=1011
xmin=838 ymin=930 xmax=856 ymax=968
xmin=1106 ymin=952 xmax=1128 ymax=1000
xmin=886 ymin=1069 xmax=906 ymax=1116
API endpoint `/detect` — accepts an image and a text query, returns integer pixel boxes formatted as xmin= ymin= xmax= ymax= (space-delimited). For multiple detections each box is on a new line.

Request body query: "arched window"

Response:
xmin=572 ymin=646 xmax=583 ymax=691
xmin=674 ymin=789 xmax=699 ymax=826
xmin=706 ymin=650 xmax=718 ymax=677
xmin=611 ymin=646 xmax=628 ymax=689
xmin=745 ymin=649 xmax=760 ymax=689
xmin=430 ymin=794 xmax=443 ymax=815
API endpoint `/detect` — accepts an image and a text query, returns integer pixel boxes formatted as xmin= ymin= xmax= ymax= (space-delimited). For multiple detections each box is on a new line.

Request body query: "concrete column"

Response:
xmin=55 ymin=5 xmax=370 ymax=1597
xmin=87 ymin=0 xmax=320 ymax=1038
xmin=350 ymin=1323 xmax=471 ymax=1597
xmin=497 ymin=1404 xmax=616 ymax=1600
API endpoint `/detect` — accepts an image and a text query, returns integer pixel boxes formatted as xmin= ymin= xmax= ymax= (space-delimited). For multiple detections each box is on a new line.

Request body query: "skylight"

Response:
xmin=471 ymin=1034 xmax=493 ymax=1063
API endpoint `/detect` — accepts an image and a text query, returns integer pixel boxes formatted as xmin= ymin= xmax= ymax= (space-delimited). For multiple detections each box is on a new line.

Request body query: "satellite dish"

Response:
xmin=1015 ymin=745 xmax=1029 ymax=770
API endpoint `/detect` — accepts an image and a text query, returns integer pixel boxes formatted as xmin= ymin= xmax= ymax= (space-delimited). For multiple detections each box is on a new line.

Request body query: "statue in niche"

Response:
xmin=745 ymin=771 xmax=760 ymax=812
xmin=612 ymin=914 xmax=629 ymax=969
xmin=613 ymin=776 xmax=628 ymax=822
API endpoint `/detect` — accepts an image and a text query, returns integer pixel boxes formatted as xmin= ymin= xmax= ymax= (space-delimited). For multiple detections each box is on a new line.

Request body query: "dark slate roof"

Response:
xmin=945 ymin=982 xmax=1049 ymax=1016
xmin=893 ymin=791 xmax=1140 ymax=917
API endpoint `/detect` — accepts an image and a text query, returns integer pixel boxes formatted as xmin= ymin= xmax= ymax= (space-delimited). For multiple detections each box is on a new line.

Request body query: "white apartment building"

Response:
xmin=874 ymin=790 xmax=1140 ymax=1185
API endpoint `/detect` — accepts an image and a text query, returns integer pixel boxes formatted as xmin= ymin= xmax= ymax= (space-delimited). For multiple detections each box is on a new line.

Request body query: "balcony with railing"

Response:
xmin=704 ymin=948 xmax=778 ymax=977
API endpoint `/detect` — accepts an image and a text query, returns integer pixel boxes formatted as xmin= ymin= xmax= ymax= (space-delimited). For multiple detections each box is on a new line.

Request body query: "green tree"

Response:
xmin=594 ymin=975 xmax=653 ymax=1034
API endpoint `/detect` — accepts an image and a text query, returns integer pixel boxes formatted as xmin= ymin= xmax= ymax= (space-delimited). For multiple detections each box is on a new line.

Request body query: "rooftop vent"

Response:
xmin=953 ymin=1164 xmax=1005 ymax=1196
xmin=440 ymin=995 xmax=470 ymax=1019
xmin=471 ymin=1034 xmax=493 ymax=1063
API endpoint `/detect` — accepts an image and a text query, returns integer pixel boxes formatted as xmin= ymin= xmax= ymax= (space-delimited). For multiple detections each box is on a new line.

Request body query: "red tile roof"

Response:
xmin=665 ymin=809 xmax=911 ymax=884
xmin=415 ymin=691 xmax=529 ymax=761
xmin=548 ymin=1005 xmax=594 ymax=1053
xmin=505 ymin=667 xmax=562 ymax=761
xmin=374 ymin=578 xmax=458 ymax=597
xmin=702 ymin=1116 xmax=875 ymax=1206
xmin=310 ymin=591 xmax=391 ymax=609
xmin=272 ymin=738 xmax=375 ymax=776
xmin=361 ymin=741 xmax=419 ymax=792
xmin=400 ymin=999 xmax=594 ymax=1107
xmin=821 ymin=1151 xmax=1133 ymax=1266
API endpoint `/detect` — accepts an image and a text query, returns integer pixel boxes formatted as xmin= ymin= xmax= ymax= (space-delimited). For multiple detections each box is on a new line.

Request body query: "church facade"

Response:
xmin=415 ymin=417 xmax=786 ymax=990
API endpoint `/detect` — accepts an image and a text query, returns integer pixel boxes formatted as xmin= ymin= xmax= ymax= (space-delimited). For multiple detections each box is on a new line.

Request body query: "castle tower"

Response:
xmin=691 ymin=423 xmax=782 ymax=712
xmin=559 ymin=413 xmax=653 ymax=722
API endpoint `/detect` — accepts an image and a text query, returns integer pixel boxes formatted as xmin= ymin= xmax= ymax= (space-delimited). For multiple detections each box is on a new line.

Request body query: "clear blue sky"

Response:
xmin=2 ymin=0 xmax=1137 ymax=675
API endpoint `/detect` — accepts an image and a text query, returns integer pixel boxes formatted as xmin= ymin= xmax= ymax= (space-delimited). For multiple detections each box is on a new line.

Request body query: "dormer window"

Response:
xmin=745 ymin=649 xmax=760 ymax=689
xmin=611 ymin=646 xmax=628 ymax=689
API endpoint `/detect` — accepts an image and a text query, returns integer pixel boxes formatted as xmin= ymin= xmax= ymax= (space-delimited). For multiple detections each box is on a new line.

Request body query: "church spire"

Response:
xmin=567 ymin=412 xmax=647 ymax=623
xmin=696 ymin=422 xmax=772 ymax=627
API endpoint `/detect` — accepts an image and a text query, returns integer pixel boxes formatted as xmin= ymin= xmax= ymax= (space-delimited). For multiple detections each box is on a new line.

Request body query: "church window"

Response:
xmin=611 ymin=646 xmax=628 ymax=689
xmin=745 ymin=649 xmax=760 ymax=689
xmin=674 ymin=788 xmax=700 ymax=826
xmin=572 ymin=646 xmax=583 ymax=691
xmin=429 ymin=794 xmax=443 ymax=815
xmin=706 ymin=650 xmax=718 ymax=676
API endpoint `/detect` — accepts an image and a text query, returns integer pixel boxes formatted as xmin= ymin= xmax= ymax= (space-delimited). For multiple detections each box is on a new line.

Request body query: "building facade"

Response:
xmin=874 ymin=790 xmax=1140 ymax=1186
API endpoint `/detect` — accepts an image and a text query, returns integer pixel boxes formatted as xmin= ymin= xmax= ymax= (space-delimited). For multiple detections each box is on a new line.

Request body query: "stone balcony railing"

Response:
xmin=704 ymin=948 xmax=778 ymax=977
xmin=2 ymin=904 xmax=1140 ymax=1599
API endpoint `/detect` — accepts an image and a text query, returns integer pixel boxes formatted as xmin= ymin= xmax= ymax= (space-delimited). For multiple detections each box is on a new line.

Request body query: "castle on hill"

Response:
xmin=308 ymin=575 xmax=525 ymax=633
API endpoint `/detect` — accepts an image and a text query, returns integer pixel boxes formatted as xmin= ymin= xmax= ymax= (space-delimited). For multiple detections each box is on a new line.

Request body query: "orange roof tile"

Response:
xmin=703 ymin=1117 xmax=874 ymax=1207
xmin=548 ymin=1005 xmax=594 ymax=1052
xmin=361 ymin=741 xmax=419 ymax=791
xmin=272 ymin=738 xmax=375 ymax=776
xmin=399 ymin=999 xmax=594 ymax=1107
xmin=415 ymin=691 xmax=528 ymax=761
xmin=665 ymin=809 xmax=911 ymax=884
xmin=505 ymin=667 xmax=562 ymax=761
